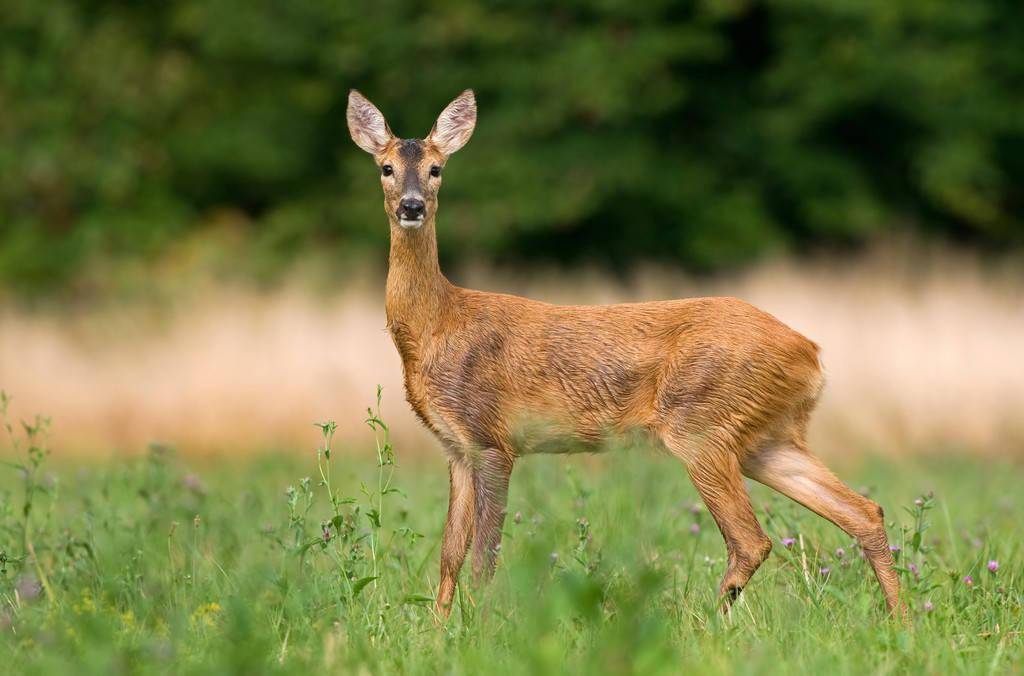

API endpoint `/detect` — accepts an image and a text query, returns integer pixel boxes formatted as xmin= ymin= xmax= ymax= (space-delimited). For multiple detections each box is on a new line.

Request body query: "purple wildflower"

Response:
xmin=963 ymin=575 xmax=974 ymax=586
xmin=15 ymin=576 xmax=41 ymax=602
xmin=923 ymin=600 xmax=934 ymax=612
xmin=963 ymin=532 xmax=983 ymax=548
xmin=819 ymin=566 xmax=831 ymax=576
xmin=889 ymin=545 xmax=900 ymax=553
xmin=182 ymin=473 xmax=207 ymax=495
xmin=689 ymin=523 xmax=701 ymax=535
xmin=987 ymin=560 xmax=999 ymax=573
xmin=781 ymin=537 xmax=796 ymax=549
xmin=835 ymin=547 xmax=845 ymax=559
xmin=907 ymin=562 xmax=920 ymax=579
xmin=322 ymin=524 xmax=331 ymax=542
xmin=689 ymin=503 xmax=702 ymax=515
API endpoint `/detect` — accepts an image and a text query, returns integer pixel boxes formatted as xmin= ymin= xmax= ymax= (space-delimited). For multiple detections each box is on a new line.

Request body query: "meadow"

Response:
xmin=1 ymin=389 xmax=1020 ymax=675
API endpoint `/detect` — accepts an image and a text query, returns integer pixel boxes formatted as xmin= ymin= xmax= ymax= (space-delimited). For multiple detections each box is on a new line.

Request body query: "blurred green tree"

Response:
xmin=1 ymin=0 xmax=1021 ymax=293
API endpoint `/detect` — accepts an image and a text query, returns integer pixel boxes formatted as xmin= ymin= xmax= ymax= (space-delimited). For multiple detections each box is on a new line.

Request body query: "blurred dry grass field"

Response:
xmin=2 ymin=245 xmax=1022 ymax=457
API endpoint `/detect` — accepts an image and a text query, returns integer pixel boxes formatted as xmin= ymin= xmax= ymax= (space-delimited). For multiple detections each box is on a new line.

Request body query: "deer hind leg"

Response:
xmin=470 ymin=447 xmax=514 ymax=585
xmin=741 ymin=439 xmax=904 ymax=616
xmin=436 ymin=458 xmax=475 ymax=618
xmin=663 ymin=433 xmax=773 ymax=609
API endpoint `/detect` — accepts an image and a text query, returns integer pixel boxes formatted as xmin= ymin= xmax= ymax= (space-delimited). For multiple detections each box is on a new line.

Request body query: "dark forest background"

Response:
xmin=3 ymin=0 xmax=1023 ymax=295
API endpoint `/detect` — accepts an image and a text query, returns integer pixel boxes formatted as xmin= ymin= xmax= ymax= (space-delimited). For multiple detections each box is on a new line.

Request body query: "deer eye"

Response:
xmin=381 ymin=164 xmax=393 ymax=176
xmin=429 ymin=165 xmax=441 ymax=178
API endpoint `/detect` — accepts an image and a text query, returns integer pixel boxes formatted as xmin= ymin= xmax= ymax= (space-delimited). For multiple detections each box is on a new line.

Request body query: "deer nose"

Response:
xmin=398 ymin=198 xmax=425 ymax=218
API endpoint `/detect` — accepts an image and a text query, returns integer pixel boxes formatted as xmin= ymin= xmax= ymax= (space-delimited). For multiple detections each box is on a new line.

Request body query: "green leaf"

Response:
xmin=366 ymin=509 xmax=381 ymax=528
xmin=403 ymin=594 xmax=434 ymax=606
xmin=351 ymin=576 xmax=377 ymax=597
xmin=297 ymin=537 xmax=323 ymax=555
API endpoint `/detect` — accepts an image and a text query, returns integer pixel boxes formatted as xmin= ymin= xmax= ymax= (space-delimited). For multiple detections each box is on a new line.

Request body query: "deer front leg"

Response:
xmin=470 ymin=447 xmax=514 ymax=584
xmin=436 ymin=459 xmax=475 ymax=618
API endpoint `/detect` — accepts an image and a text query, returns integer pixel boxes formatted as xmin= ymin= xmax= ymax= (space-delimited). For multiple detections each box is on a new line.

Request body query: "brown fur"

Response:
xmin=347 ymin=89 xmax=904 ymax=620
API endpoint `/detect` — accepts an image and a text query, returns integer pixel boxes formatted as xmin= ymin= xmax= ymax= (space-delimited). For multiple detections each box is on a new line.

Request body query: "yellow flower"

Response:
xmin=190 ymin=602 xmax=222 ymax=630
xmin=119 ymin=609 xmax=136 ymax=635
xmin=73 ymin=590 xmax=97 ymax=615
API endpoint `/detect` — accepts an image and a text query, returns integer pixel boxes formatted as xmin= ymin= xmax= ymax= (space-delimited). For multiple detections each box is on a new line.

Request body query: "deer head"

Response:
xmin=347 ymin=89 xmax=476 ymax=230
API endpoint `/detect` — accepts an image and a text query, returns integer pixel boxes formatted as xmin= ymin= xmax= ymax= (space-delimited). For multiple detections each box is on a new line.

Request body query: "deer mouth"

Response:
xmin=398 ymin=215 xmax=425 ymax=229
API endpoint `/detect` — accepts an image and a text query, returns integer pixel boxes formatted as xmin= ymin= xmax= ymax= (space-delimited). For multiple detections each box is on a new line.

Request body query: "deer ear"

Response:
xmin=428 ymin=89 xmax=476 ymax=156
xmin=347 ymin=90 xmax=393 ymax=155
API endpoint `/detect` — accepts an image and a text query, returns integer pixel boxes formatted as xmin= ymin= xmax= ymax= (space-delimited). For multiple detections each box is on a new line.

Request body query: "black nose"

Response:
xmin=399 ymin=198 xmax=425 ymax=217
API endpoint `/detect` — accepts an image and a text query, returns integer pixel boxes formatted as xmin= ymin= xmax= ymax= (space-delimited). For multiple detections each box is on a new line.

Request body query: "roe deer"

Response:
xmin=347 ymin=89 xmax=904 ymax=619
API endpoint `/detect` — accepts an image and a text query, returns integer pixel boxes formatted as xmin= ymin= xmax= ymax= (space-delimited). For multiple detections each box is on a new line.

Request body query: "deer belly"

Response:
xmin=506 ymin=407 xmax=627 ymax=456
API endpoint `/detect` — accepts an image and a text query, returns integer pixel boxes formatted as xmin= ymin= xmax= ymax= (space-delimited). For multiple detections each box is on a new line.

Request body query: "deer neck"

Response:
xmin=385 ymin=217 xmax=450 ymax=334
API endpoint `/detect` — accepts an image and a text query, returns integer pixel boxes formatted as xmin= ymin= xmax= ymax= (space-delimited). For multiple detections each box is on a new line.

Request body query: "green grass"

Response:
xmin=1 ymin=394 xmax=1021 ymax=675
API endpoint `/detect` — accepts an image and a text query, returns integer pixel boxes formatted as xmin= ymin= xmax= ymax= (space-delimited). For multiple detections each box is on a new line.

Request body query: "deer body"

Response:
xmin=389 ymin=282 xmax=821 ymax=458
xmin=349 ymin=89 xmax=903 ymax=620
